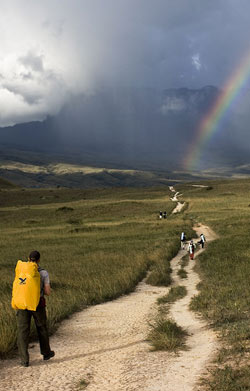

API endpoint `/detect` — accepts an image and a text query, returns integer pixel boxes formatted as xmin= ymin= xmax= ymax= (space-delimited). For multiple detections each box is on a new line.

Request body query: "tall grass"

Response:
xmin=204 ymin=366 xmax=250 ymax=391
xmin=0 ymin=186 xmax=193 ymax=356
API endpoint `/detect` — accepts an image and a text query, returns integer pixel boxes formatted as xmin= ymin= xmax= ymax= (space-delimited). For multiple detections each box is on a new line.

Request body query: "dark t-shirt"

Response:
xmin=38 ymin=267 xmax=50 ymax=297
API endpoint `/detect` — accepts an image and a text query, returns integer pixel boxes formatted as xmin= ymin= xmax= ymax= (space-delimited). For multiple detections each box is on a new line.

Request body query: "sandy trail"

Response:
xmin=0 ymin=281 xmax=171 ymax=391
xmin=172 ymin=201 xmax=184 ymax=214
xmin=191 ymin=185 xmax=209 ymax=188
xmin=0 ymin=194 xmax=218 ymax=391
xmin=169 ymin=187 xmax=185 ymax=214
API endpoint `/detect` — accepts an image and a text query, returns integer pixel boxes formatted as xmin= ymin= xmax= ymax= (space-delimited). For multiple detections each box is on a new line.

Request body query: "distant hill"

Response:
xmin=0 ymin=157 xmax=194 ymax=188
xmin=0 ymin=177 xmax=17 ymax=189
xmin=0 ymin=149 xmax=248 ymax=188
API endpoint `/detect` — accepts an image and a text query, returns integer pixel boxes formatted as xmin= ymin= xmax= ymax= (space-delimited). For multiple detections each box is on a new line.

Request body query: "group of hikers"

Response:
xmin=159 ymin=211 xmax=167 ymax=219
xmin=181 ymin=231 xmax=206 ymax=260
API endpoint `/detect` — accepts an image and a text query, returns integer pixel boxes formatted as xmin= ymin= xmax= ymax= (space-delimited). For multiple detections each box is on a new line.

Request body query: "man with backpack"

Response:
xmin=12 ymin=250 xmax=55 ymax=367
xmin=199 ymin=233 xmax=206 ymax=248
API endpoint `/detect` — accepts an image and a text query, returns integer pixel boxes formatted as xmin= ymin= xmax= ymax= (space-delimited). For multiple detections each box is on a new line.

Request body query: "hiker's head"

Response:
xmin=29 ymin=250 xmax=40 ymax=263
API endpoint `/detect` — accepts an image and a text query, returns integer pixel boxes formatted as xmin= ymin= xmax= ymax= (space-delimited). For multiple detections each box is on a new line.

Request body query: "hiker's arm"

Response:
xmin=44 ymin=283 xmax=51 ymax=296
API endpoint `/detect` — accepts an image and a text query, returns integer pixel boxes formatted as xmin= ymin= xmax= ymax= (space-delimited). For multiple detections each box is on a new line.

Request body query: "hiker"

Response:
xmin=199 ymin=233 xmax=206 ymax=248
xmin=163 ymin=211 xmax=167 ymax=219
xmin=159 ymin=211 xmax=163 ymax=219
xmin=180 ymin=231 xmax=186 ymax=249
xmin=13 ymin=250 xmax=55 ymax=367
xmin=188 ymin=240 xmax=195 ymax=260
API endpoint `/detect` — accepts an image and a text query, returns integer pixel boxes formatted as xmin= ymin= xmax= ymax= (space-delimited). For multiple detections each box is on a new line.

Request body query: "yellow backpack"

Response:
xmin=11 ymin=260 xmax=40 ymax=311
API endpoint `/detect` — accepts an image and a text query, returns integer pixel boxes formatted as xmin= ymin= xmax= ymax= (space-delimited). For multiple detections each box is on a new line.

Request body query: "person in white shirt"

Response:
xmin=188 ymin=240 xmax=195 ymax=260
xmin=180 ymin=232 xmax=186 ymax=249
xmin=199 ymin=233 xmax=206 ymax=248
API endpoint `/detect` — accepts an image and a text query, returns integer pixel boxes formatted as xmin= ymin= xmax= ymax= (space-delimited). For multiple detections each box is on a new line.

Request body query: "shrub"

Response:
xmin=148 ymin=318 xmax=188 ymax=351
xmin=157 ymin=285 xmax=187 ymax=304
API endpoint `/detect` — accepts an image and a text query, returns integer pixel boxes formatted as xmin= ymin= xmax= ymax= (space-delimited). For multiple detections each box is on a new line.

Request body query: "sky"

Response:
xmin=1 ymin=0 xmax=250 ymax=127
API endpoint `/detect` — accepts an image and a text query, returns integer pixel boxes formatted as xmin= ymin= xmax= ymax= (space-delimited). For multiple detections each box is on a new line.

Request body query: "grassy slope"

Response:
xmin=176 ymin=180 xmax=250 ymax=390
xmin=0 ymin=186 xmax=193 ymax=356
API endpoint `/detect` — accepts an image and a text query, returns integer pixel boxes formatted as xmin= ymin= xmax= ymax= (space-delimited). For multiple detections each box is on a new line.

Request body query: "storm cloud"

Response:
xmin=1 ymin=0 xmax=250 ymax=126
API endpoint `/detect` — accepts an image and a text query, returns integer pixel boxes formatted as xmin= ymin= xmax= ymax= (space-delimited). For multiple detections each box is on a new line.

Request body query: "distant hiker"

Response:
xmin=199 ymin=233 xmax=206 ymax=248
xmin=188 ymin=240 xmax=195 ymax=260
xmin=159 ymin=211 xmax=163 ymax=219
xmin=12 ymin=250 xmax=55 ymax=367
xmin=180 ymin=231 xmax=186 ymax=249
xmin=163 ymin=211 xmax=167 ymax=219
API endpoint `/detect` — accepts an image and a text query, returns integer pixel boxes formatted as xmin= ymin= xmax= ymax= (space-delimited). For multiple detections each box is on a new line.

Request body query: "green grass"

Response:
xmin=180 ymin=254 xmax=189 ymax=268
xmin=77 ymin=379 xmax=90 ymax=390
xmin=177 ymin=268 xmax=188 ymax=279
xmin=157 ymin=285 xmax=187 ymax=304
xmin=0 ymin=186 xmax=193 ymax=356
xmin=204 ymin=366 xmax=250 ymax=391
xmin=175 ymin=179 xmax=250 ymax=389
xmin=176 ymin=254 xmax=189 ymax=279
xmin=148 ymin=318 xmax=188 ymax=351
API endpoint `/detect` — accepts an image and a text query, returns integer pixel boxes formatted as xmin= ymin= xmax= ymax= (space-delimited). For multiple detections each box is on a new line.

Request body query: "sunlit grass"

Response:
xmin=203 ymin=365 xmax=250 ymax=391
xmin=157 ymin=286 xmax=187 ymax=304
xmin=148 ymin=317 xmax=188 ymax=351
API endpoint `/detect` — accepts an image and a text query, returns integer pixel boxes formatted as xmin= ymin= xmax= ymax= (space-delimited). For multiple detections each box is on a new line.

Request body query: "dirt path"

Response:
xmin=191 ymin=185 xmax=209 ymax=188
xmin=0 ymin=195 xmax=218 ymax=391
xmin=169 ymin=187 xmax=185 ymax=214
xmin=154 ymin=223 xmax=218 ymax=391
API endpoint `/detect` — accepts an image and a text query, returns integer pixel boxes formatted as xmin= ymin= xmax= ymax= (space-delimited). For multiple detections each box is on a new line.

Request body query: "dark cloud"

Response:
xmin=20 ymin=72 xmax=34 ymax=81
xmin=1 ymin=82 xmax=42 ymax=105
xmin=1 ymin=0 xmax=250 ymax=125
xmin=19 ymin=51 xmax=44 ymax=73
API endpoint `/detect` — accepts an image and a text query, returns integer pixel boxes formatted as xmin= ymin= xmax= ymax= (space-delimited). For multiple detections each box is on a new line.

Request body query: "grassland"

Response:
xmin=0 ymin=185 xmax=193 ymax=357
xmin=3 ymin=177 xmax=250 ymax=390
xmin=175 ymin=179 xmax=250 ymax=390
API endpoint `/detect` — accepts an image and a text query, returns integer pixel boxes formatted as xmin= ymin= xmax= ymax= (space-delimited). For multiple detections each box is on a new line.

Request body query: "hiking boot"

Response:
xmin=21 ymin=362 xmax=29 ymax=367
xmin=43 ymin=350 xmax=55 ymax=361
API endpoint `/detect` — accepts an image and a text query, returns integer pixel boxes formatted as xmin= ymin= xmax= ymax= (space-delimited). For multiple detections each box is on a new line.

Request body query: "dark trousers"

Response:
xmin=17 ymin=306 xmax=51 ymax=364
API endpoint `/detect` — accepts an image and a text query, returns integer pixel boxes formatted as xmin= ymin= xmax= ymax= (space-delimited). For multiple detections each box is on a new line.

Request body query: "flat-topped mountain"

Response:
xmin=1 ymin=86 xmax=250 ymax=186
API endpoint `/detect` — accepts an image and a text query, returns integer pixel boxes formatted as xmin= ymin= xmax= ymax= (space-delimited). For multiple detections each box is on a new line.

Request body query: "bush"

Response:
xmin=148 ymin=318 xmax=188 ymax=351
xmin=157 ymin=285 xmax=187 ymax=304
xmin=56 ymin=206 xmax=74 ymax=212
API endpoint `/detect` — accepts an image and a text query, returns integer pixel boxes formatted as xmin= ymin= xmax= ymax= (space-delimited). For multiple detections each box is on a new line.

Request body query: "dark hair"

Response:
xmin=29 ymin=250 xmax=40 ymax=262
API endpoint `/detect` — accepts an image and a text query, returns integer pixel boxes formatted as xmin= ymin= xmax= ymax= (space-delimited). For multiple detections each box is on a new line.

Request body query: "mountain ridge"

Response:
xmin=1 ymin=85 xmax=250 ymax=187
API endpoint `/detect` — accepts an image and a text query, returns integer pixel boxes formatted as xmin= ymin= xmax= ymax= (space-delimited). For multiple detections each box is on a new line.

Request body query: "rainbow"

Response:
xmin=184 ymin=51 xmax=250 ymax=170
